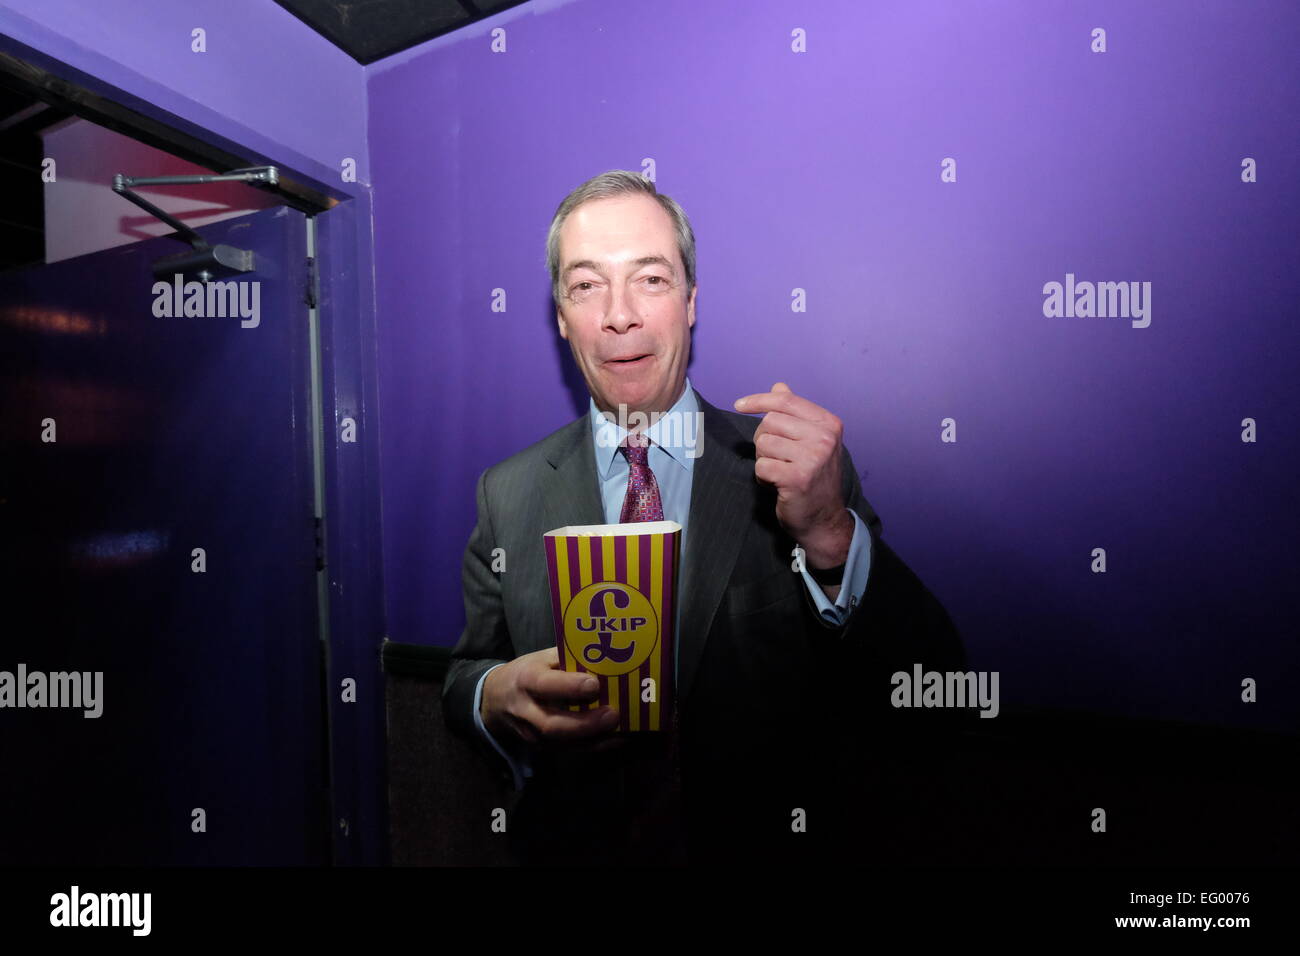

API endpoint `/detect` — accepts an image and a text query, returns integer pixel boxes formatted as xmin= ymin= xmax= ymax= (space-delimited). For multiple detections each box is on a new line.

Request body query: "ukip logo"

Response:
xmin=563 ymin=582 xmax=658 ymax=676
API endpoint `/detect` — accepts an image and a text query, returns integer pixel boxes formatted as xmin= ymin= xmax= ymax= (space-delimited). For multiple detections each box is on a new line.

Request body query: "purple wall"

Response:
xmin=0 ymin=0 xmax=368 ymax=191
xmin=368 ymin=0 xmax=1300 ymax=732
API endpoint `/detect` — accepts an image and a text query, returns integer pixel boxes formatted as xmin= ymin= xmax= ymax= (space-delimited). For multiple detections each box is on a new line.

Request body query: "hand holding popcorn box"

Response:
xmin=543 ymin=521 xmax=680 ymax=732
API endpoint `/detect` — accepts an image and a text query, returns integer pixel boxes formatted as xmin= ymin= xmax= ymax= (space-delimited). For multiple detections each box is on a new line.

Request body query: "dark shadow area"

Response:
xmin=385 ymin=639 xmax=1300 ymax=866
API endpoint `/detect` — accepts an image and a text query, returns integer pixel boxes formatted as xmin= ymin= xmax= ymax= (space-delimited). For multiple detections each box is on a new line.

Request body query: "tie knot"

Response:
xmin=620 ymin=433 xmax=651 ymax=465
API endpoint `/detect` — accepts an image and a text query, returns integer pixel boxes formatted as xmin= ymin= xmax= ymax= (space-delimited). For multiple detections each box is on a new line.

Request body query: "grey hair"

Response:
xmin=546 ymin=170 xmax=697 ymax=308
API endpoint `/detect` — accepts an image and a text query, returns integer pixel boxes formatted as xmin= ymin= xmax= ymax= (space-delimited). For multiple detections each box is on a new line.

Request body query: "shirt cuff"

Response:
xmin=798 ymin=508 xmax=872 ymax=628
xmin=472 ymin=664 xmax=534 ymax=791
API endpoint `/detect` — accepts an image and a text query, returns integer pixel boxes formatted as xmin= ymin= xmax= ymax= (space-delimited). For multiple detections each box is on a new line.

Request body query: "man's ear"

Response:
xmin=687 ymin=283 xmax=697 ymax=329
xmin=556 ymin=307 xmax=569 ymax=340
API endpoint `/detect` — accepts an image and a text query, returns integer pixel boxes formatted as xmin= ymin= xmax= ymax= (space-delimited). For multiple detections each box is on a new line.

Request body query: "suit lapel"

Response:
xmin=540 ymin=413 xmax=605 ymax=535
xmin=676 ymin=391 xmax=755 ymax=703
xmin=539 ymin=390 xmax=756 ymax=705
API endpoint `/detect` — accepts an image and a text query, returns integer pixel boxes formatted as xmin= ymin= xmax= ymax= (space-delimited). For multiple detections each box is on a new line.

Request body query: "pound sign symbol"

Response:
xmin=582 ymin=587 xmax=635 ymax=664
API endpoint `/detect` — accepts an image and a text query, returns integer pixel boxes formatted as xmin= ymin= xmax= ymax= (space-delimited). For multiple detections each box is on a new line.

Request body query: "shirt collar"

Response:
xmin=590 ymin=376 xmax=699 ymax=480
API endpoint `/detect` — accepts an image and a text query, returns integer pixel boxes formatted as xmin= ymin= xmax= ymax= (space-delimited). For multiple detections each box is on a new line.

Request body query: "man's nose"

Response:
xmin=602 ymin=284 xmax=641 ymax=333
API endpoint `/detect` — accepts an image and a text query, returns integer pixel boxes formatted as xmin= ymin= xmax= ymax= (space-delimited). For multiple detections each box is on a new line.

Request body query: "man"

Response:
xmin=443 ymin=170 xmax=965 ymax=865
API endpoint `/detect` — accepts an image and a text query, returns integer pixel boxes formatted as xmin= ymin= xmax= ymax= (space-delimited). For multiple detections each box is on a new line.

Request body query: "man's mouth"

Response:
xmin=606 ymin=354 xmax=651 ymax=367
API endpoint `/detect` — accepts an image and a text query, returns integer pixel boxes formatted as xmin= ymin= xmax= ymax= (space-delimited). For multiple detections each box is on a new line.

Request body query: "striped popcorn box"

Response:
xmin=543 ymin=520 xmax=680 ymax=732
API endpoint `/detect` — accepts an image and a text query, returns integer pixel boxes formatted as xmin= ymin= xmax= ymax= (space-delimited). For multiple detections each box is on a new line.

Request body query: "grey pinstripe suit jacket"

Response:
xmin=443 ymin=388 xmax=964 ymax=862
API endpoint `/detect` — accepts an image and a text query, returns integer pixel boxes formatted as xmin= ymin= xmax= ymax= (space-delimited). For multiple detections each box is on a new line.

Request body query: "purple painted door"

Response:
xmin=0 ymin=205 xmax=328 ymax=864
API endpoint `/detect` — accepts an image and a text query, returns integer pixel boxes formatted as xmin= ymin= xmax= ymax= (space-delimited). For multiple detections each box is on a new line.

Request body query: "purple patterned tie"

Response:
xmin=619 ymin=433 xmax=664 ymax=523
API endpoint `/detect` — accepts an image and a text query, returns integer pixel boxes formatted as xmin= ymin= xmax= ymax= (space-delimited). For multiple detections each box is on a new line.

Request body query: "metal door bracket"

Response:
xmin=112 ymin=166 xmax=280 ymax=282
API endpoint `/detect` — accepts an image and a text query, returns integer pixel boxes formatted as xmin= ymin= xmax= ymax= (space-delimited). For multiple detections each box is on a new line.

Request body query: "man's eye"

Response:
xmin=645 ymin=276 xmax=666 ymax=286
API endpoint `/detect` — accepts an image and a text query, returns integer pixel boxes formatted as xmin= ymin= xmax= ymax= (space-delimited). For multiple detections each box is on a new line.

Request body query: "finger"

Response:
xmin=754 ymin=409 xmax=821 ymax=443
xmin=521 ymin=700 xmax=621 ymax=739
xmin=754 ymin=431 xmax=802 ymax=464
xmin=734 ymin=382 xmax=806 ymax=413
xmin=734 ymin=387 xmax=834 ymax=426
xmin=512 ymin=695 xmax=596 ymax=737
xmin=754 ymin=456 xmax=803 ymax=491
xmin=524 ymin=665 xmax=602 ymax=702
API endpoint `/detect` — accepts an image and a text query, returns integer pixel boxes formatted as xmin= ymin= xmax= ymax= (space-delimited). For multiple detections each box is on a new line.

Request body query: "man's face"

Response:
xmin=555 ymin=193 xmax=697 ymax=419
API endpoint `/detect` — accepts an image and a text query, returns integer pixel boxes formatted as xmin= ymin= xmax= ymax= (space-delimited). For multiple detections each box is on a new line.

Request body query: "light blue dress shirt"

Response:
xmin=471 ymin=377 xmax=872 ymax=790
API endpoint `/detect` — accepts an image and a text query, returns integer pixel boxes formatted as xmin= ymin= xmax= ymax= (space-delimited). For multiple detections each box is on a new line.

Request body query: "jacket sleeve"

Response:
xmin=838 ymin=444 xmax=965 ymax=674
xmin=798 ymin=444 xmax=884 ymax=631
xmin=441 ymin=468 xmax=518 ymax=771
